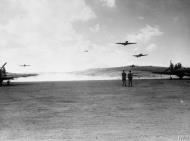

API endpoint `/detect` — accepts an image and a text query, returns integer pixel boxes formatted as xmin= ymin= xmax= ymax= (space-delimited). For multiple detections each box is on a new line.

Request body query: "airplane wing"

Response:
xmin=152 ymin=71 xmax=170 ymax=75
xmin=20 ymin=65 xmax=30 ymax=67
xmin=184 ymin=72 xmax=190 ymax=76
xmin=116 ymin=43 xmax=124 ymax=45
xmin=5 ymin=72 xmax=38 ymax=79
xmin=152 ymin=69 xmax=190 ymax=77
xmin=127 ymin=43 xmax=136 ymax=45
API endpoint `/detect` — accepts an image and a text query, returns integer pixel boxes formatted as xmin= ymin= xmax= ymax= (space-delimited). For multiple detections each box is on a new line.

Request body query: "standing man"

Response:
xmin=128 ymin=70 xmax=133 ymax=87
xmin=122 ymin=70 xmax=126 ymax=87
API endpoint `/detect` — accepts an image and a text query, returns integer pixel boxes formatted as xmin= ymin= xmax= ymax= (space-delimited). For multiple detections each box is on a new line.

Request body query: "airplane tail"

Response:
xmin=1 ymin=62 xmax=7 ymax=70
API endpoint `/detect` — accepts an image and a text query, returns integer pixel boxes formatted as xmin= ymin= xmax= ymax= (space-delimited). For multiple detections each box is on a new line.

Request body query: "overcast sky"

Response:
xmin=0 ymin=0 xmax=190 ymax=73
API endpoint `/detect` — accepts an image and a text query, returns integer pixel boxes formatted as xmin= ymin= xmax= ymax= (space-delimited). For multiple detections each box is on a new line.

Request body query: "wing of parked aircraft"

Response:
xmin=6 ymin=72 xmax=38 ymax=78
xmin=0 ymin=63 xmax=38 ymax=86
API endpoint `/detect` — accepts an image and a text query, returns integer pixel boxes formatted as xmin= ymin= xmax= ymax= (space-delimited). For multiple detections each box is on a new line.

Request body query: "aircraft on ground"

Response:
xmin=0 ymin=62 xmax=38 ymax=86
xmin=153 ymin=61 xmax=190 ymax=79
xmin=116 ymin=41 xmax=136 ymax=46
xmin=133 ymin=53 xmax=148 ymax=58
xmin=20 ymin=64 xmax=30 ymax=67
xmin=130 ymin=64 xmax=136 ymax=68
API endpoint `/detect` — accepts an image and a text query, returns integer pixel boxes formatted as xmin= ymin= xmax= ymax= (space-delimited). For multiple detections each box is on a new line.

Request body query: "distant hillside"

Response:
xmin=70 ymin=66 xmax=168 ymax=79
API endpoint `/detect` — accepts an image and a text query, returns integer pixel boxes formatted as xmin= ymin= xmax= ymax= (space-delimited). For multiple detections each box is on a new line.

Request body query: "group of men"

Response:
xmin=122 ymin=70 xmax=133 ymax=87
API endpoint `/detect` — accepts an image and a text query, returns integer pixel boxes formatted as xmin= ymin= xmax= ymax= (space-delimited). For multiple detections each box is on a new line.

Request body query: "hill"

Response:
xmin=70 ymin=66 xmax=168 ymax=79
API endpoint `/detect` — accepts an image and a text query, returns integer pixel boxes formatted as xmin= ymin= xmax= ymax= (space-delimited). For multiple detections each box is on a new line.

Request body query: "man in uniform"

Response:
xmin=122 ymin=70 xmax=126 ymax=87
xmin=128 ymin=70 xmax=133 ymax=87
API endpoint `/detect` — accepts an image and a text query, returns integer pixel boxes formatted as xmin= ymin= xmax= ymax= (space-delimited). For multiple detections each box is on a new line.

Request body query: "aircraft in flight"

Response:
xmin=153 ymin=61 xmax=190 ymax=79
xmin=133 ymin=53 xmax=148 ymax=58
xmin=20 ymin=64 xmax=30 ymax=67
xmin=116 ymin=41 xmax=137 ymax=46
xmin=0 ymin=62 xmax=38 ymax=86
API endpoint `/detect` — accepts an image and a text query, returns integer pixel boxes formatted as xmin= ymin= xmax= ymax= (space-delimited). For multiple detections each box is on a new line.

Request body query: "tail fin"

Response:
xmin=1 ymin=62 xmax=7 ymax=70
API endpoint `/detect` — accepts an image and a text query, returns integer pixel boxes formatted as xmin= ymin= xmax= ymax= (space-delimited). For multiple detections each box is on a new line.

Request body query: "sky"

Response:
xmin=0 ymin=0 xmax=190 ymax=73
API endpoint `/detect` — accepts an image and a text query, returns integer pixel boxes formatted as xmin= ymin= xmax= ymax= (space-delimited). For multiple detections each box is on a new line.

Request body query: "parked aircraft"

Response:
xmin=153 ymin=61 xmax=190 ymax=79
xmin=0 ymin=62 xmax=38 ymax=86
xmin=130 ymin=64 xmax=136 ymax=68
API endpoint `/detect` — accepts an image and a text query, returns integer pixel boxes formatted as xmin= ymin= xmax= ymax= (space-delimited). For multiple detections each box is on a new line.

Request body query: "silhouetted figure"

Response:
xmin=122 ymin=70 xmax=126 ymax=87
xmin=128 ymin=70 xmax=133 ymax=87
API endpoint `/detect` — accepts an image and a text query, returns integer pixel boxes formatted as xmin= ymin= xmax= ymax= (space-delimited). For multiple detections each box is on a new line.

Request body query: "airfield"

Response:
xmin=0 ymin=79 xmax=190 ymax=141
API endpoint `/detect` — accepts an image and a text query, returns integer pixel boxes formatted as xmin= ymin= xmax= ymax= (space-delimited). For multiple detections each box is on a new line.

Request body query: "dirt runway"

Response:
xmin=0 ymin=80 xmax=190 ymax=141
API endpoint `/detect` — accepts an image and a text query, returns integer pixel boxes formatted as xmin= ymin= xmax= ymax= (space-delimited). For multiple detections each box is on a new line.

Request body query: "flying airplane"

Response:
xmin=153 ymin=61 xmax=190 ymax=79
xmin=133 ymin=53 xmax=148 ymax=58
xmin=20 ymin=64 xmax=30 ymax=67
xmin=0 ymin=62 xmax=38 ymax=86
xmin=116 ymin=41 xmax=137 ymax=46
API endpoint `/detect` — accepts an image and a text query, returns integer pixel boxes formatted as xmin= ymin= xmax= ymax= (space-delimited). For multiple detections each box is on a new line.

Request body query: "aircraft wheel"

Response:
xmin=7 ymin=81 xmax=10 ymax=86
xmin=178 ymin=74 xmax=184 ymax=80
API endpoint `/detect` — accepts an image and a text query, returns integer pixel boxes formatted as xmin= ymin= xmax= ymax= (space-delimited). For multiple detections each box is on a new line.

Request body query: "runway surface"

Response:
xmin=0 ymin=79 xmax=190 ymax=141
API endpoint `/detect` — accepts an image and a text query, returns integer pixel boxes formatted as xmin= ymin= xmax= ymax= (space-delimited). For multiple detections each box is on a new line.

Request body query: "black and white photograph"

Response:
xmin=0 ymin=0 xmax=190 ymax=140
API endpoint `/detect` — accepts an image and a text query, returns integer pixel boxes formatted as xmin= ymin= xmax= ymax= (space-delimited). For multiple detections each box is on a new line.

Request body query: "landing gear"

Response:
xmin=169 ymin=75 xmax=172 ymax=80
xmin=7 ymin=80 xmax=10 ymax=86
xmin=179 ymin=76 xmax=184 ymax=80
xmin=178 ymin=73 xmax=184 ymax=80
